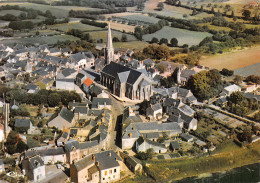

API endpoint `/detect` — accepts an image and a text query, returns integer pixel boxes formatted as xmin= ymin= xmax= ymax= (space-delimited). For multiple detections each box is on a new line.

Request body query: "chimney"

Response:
xmin=96 ymin=161 xmax=99 ymax=166
xmin=92 ymin=154 xmax=95 ymax=162
xmin=129 ymin=132 xmax=132 ymax=138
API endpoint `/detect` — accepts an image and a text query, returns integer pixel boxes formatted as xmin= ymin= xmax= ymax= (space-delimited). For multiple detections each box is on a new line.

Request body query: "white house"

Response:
xmin=220 ymin=84 xmax=241 ymax=97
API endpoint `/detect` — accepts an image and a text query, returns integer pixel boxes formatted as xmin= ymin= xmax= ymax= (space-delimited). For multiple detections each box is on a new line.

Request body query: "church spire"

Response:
xmin=105 ymin=23 xmax=114 ymax=65
xmin=106 ymin=24 xmax=113 ymax=49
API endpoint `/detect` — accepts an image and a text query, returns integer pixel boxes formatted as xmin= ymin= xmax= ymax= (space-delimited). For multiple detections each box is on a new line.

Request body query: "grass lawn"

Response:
xmin=27 ymin=136 xmax=40 ymax=148
xmin=157 ymin=155 xmax=165 ymax=160
xmin=49 ymin=22 xmax=105 ymax=32
xmin=143 ymin=26 xmax=212 ymax=46
xmin=198 ymin=23 xmax=232 ymax=31
xmin=0 ymin=9 xmax=24 ymax=16
xmin=35 ymin=81 xmax=46 ymax=89
xmin=25 ymin=105 xmax=38 ymax=117
xmin=145 ymin=141 xmax=260 ymax=181
xmin=119 ymin=14 xmax=159 ymax=24
xmin=170 ymin=153 xmax=181 ymax=158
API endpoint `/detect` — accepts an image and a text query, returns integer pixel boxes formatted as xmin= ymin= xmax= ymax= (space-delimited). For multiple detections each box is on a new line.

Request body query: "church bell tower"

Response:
xmin=105 ymin=24 xmax=114 ymax=65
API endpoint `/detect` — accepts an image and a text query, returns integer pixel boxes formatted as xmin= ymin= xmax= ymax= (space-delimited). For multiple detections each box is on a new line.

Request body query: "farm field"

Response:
xmin=143 ymin=26 xmax=212 ymax=46
xmin=0 ymin=34 xmax=79 ymax=46
xmin=0 ymin=9 xmax=24 ymax=16
xmin=98 ymin=21 xmax=136 ymax=33
xmin=198 ymin=23 xmax=232 ymax=31
xmin=119 ymin=14 xmax=159 ymax=24
xmin=113 ymin=41 xmax=149 ymax=50
xmin=49 ymin=22 xmax=105 ymax=32
xmin=89 ymin=30 xmax=137 ymax=43
xmin=234 ymin=63 xmax=260 ymax=76
xmin=200 ymin=46 xmax=260 ymax=70
xmin=0 ymin=3 xmax=101 ymax=18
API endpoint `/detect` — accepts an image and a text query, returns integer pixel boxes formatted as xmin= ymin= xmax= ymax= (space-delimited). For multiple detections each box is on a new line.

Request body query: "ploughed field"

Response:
xmin=200 ymin=46 xmax=260 ymax=73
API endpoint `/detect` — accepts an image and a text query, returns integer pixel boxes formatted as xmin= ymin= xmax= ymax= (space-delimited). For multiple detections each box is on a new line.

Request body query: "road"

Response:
xmin=40 ymin=165 xmax=69 ymax=183
xmin=106 ymin=94 xmax=125 ymax=151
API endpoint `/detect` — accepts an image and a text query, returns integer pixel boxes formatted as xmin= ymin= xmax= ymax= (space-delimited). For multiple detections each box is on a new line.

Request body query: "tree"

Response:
xmin=6 ymin=131 xmax=18 ymax=154
xmin=121 ymin=34 xmax=127 ymax=42
xmin=239 ymin=128 xmax=252 ymax=143
xmin=157 ymin=64 xmax=166 ymax=74
xmin=150 ymin=37 xmax=159 ymax=44
xmin=16 ymin=139 xmax=29 ymax=153
xmin=228 ymin=91 xmax=245 ymax=105
xmin=157 ymin=2 xmax=164 ymax=10
xmin=48 ymin=93 xmax=61 ymax=107
xmin=242 ymin=9 xmax=251 ymax=20
xmin=170 ymin=37 xmax=178 ymax=47
xmin=159 ymin=38 xmax=168 ymax=45
xmin=138 ymin=100 xmax=149 ymax=115
xmin=137 ymin=3 xmax=145 ymax=11
xmin=112 ymin=37 xmax=120 ymax=42
xmin=220 ymin=68 xmax=234 ymax=76
xmin=234 ymin=75 xmax=243 ymax=84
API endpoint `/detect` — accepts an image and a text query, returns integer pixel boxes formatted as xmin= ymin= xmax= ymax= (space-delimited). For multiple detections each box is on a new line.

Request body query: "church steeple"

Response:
xmin=105 ymin=24 xmax=114 ymax=65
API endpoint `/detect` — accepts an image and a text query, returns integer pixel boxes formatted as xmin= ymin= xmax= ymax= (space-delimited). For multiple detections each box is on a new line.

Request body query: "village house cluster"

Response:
xmin=0 ymin=24 xmax=258 ymax=183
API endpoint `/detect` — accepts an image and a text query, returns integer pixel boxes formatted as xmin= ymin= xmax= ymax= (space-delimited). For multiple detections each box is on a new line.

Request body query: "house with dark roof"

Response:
xmin=56 ymin=68 xmax=77 ymax=79
xmin=94 ymin=150 xmax=122 ymax=183
xmin=70 ymin=154 xmax=99 ymax=183
xmin=136 ymin=136 xmax=167 ymax=153
xmin=22 ymin=155 xmax=45 ymax=181
xmin=91 ymin=97 xmax=112 ymax=110
xmin=15 ymin=119 xmax=33 ymax=134
xmin=124 ymin=155 xmax=142 ymax=174
xmin=64 ymin=140 xmax=80 ymax=164
xmin=146 ymin=103 xmax=163 ymax=120
xmin=56 ymin=78 xmax=75 ymax=91
xmin=170 ymin=141 xmax=180 ymax=151
xmin=101 ymin=62 xmax=152 ymax=100
xmin=48 ymin=108 xmax=75 ymax=130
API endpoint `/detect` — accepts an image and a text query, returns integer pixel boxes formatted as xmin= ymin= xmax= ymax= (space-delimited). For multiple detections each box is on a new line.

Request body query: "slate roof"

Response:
xmin=79 ymin=140 xmax=99 ymax=150
xmin=15 ymin=119 xmax=31 ymax=128
xmin=41 ymin=78 xmax=52 ymax=85
xmin=102 ymin=62 xmax=143 ymax=85
xmin=26 ymin=83 xmax=38 ymax=90
xmin=122 ymin=130 xmax=140 ymax=139
xmin=92 ymin=97 xmax=111 ymax=108
xmin=61 ymin=68 xmax=76 ymax=77
xmin=125 ymin=156 xmax=142 ymax=168
xmin=94 ymin=150 xmax=121 ymax=170
xmin=64 ymin=140 xmax=80 ymax=152
xmin=74 ymin=154 xmax=94 ymax=171
xmin=141 ymin=132 xmax=159 ymax=139
xmin=170 ymin=141 xmax=180 ymax=149
xmin=180 ymin=133 xmax=193 ymax=141
xmin=151 ymin=103 xmax=162 ymax=111
xmin=137 ymin=136 xmax=166 ymax=148
xmin=60 ymin=108 xmax=74 ymax=123
xmin=28 ymin=155 xmax=44 ymax=169
xmin=180 ymin=69 xmax=196 ymax=79
xmin=74 ymin=106 xmax=89 ymax=114
xmin=89 ymin=85 xmax=103 ymax=96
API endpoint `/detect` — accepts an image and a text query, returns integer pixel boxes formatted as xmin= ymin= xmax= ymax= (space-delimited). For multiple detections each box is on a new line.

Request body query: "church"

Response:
xmin=100 ymin=24 xmax=152 ymax=100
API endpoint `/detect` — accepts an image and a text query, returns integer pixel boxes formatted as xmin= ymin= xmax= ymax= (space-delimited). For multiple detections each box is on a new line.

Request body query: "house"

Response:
xmin=22 ymin=155 xmax=46 ymax=181
xmin=15 ymin=119 xmax=33 ymax=134
xmin=64 ymin=140 xmax=80 ymax=164
xmin=0 ymin=98 xmax=4 ymax=108
xmin=56 ymin=79 xmax=75 ymax=91
xmin=91 ymin=97 xmax=112 ymax=110
xmin=25 ymin=83 xmax=39 ymax=94
xmin=70 ymin=154 xmax=99 ymax=183
xmin=124 ymin=156 xmax=142 ymax=174
xmin=49 ymin=47 xmax=61 ymax=56
xmin=0 ymin=159 xmax=4 ymax=173
xmin=146 ymin=103 xmax=163 ymax=120
xmin=180 ymin=133 xmax=194 ymax=142
xmin=101 ymin=62 xmax=152 ymax=100
xmin=136 ymin=136 xmax=167 ymax=153
xmin=22 ymin=147 xmax=66 ymax=165
xmin=94 ymin=150 xmax=122 ymax=183
xmin=56 ymin=68 xmax=77 ymax=79
xmin=195 ymin=139 xmax=207 ymax=149
xmin=169 ymin=141 xmax=180 ymax=151
xmin=82 ymin=78 xmax=93 ymax=93
xmin=48 ymin=108 xmax=75 ymax=130
xmin=220 ymin=84 xmax=241 ymax=97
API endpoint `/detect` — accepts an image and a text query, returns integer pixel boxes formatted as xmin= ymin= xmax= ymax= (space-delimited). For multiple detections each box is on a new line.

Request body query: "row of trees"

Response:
xmin=150 ymin=37 xmax=178 ymax=47
xmin=1 ymin=87 xmax=81 ymax=107
xmin=80 ymin=19 xmax=107 ymax=28
xmin=69 ymin=7 xmax=126 ymax=17
xmin=134 ymin=19 xmax=169 ymax=40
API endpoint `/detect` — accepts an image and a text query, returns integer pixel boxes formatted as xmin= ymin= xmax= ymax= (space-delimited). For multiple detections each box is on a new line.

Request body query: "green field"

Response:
xmin=1 ymin=34 xmax=79 ymax=45
xmin=49 ymin=22 xmax=105 ymax=32
xmin=119 ymin=14 xmax=159 ymax=24
xmin=0 ymin=9 xmax=24 ymax=16
xmin=143 ymin=26 xmax=212 ymax=46
xmin=0 ymin=3 xmax=101 ymax=18
xmin=90 ymin=30 xmax=137 ymax=42
xmin=113 ymin=41 xmax=149 ymax=50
